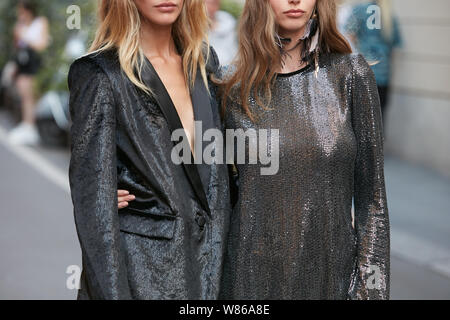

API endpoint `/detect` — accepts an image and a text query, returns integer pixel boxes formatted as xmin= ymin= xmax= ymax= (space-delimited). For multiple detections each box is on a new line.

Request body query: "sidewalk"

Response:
xmin=385 ymin=156 xmax=450 ymax=299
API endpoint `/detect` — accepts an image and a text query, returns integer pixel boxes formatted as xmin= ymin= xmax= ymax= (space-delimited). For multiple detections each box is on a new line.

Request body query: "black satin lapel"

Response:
xmin=140 ymin=58 xmax=211 ymax=215
xmin=191 ymin=68 xmax=214 ymax=196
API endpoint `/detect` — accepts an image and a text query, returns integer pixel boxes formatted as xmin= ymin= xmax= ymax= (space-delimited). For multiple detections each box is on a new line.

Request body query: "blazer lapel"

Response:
xmin=191 ymin=67 xmax=214 ymax=197
xmin=140 ymin=56 xmax=211 ymax=216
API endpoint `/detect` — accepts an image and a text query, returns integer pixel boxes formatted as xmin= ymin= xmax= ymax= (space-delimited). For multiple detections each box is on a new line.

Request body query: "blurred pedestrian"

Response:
xmin=206 ymin=0 xmax=238 ymax=65
xmin=8 ymin=0 xmax=49 ymax=145
xmin=337 ymin=0 xmax=357 ymax=50
xmin=344 ymin=0 xmax=402 ymax=121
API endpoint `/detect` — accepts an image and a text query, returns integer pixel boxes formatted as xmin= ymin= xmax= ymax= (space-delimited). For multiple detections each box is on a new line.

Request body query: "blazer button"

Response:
xmin=195 ymin=212 xmax=206 ymax=228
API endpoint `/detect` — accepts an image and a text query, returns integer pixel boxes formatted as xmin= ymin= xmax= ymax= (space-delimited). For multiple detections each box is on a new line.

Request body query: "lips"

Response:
xmin=154 ymin=1 xmax=177 ymax=13
xmin=283 ymin=8 xmax=306 ymax=18
xmin=284 ymin=9 xmax=306 ymax=14
xmin=155 ymin=2 xmax=177 ymax=8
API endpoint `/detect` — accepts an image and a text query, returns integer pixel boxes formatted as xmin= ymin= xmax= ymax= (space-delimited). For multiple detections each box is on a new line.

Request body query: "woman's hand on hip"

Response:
xmin=118 ymin=190 xmax=135 ymax=209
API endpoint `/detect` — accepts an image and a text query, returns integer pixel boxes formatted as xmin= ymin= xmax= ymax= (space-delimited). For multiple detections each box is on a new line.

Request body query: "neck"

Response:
xmin=278 ymin=27 xmax=306 ymax=51
xmin=277 ymin=27 xmax=308 ymax=73
xmin=140 ymin=20 xmax=177 ymax=60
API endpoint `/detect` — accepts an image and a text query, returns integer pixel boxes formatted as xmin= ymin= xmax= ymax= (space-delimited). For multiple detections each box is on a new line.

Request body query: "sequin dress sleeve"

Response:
xmin=68 ymin=57 xmax=132 ymax=299
xmin=347 ymin=54 xmax=390 ymax=300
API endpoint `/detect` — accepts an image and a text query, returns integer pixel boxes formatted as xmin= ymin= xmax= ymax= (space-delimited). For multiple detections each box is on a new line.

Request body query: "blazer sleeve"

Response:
xmin=348 ymin=54 xmax=390 ymax=300
xmin=68 ymin=57 xmax=131 ymax=299
xmin=206 ymin=46 xmax=240 ymax=209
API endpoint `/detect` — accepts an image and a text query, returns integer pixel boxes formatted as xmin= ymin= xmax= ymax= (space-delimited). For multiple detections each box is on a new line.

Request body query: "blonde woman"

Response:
xmin=120 ymin=0 xmax=390 ymax=300
xmin=68 ymin=0 xmax=231 ymax=299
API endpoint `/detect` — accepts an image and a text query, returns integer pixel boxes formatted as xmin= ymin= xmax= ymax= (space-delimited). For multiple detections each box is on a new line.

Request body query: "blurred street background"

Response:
xmin=0 ymin=0 xmax=449 ymax=299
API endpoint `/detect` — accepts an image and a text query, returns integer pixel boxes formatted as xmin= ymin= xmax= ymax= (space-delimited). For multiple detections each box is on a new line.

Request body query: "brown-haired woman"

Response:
xmin=120 ymin=0 xmax=390 ymax=300
xmin=220 ymin=0 xmax=389 ymax=300
xmin=221 ymin=0 xmax=389 ymax=300
xmin=68 ymin=0 xmax=231 ymax=299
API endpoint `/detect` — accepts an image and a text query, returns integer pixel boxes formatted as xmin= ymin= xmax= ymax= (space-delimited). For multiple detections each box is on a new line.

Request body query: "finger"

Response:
xmin=118 ymin=195 xmax=135 ymax=202
xmin=118 ymin=201 xmax=129 ymax=209
xmin=117 ymin=190 xmax=129 ymax=196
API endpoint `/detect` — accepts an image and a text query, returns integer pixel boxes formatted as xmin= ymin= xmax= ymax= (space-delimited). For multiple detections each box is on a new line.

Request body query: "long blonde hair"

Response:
xmin=218 ymin=0 xmax=352 ymax=121
xmin=89 ymin=0 xmax=210 ymax=94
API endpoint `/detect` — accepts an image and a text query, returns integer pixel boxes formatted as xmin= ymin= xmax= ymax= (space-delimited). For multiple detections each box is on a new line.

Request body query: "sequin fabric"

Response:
xmin=219 ymin=53 xmax=390 ymax=300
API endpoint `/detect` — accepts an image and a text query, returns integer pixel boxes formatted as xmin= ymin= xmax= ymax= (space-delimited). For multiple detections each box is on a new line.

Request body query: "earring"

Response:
xmin=301 ymin=10 xmax=318 ymax=41
xmin=300 ymin=8 xmax=320 ymax=78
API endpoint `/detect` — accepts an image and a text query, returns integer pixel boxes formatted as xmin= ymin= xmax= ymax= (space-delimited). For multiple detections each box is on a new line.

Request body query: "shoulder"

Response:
xmin=68 ymin=49 xmax=120 ymax=89
xmin=205 ymin=45 xmax=221 ymax=74
xmin=217 ymin=63 xmax=237 ymax=80
xmin=331 ymin=54 xmax=377 ymax=99
xmin=68 ymin=51 xmax=118 ymax=117
xmin=69 ymin=48 xmax=119 ymax=73
xmin=348 ymin=53 xmax=375 ymax=79
xmin=318 ymin=53 xmax=375 ymax=91
xmin=322 ymin=52 xmax=372 ymax=76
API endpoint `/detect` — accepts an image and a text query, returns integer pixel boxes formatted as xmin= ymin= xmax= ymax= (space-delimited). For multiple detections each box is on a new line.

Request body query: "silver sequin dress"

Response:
xmin=219 ymin=53 xmax=390 ymax=300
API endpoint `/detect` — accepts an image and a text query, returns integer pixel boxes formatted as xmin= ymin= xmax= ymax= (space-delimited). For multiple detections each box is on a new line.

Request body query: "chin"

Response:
xmin=279 ymin=20 xmax=308 ymax=34
xmin=145 ymin=12 xmax=179 ymax=26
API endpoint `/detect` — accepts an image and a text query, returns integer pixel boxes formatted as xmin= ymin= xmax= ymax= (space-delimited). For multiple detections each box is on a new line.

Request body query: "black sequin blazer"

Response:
xmin=68 ymin=46 xmax=232 ymax=300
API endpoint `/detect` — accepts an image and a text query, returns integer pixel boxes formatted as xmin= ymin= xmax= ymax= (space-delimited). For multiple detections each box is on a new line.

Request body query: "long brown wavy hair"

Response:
xmin=89 ymin=0 xmax=210 ymax=94
xmin=218 ymin=0 xmax=352 ymax=121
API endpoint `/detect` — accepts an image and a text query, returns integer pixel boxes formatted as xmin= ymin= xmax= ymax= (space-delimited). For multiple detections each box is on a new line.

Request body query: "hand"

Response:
xmin=118 ymin=190 xmax=135 ymax=209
